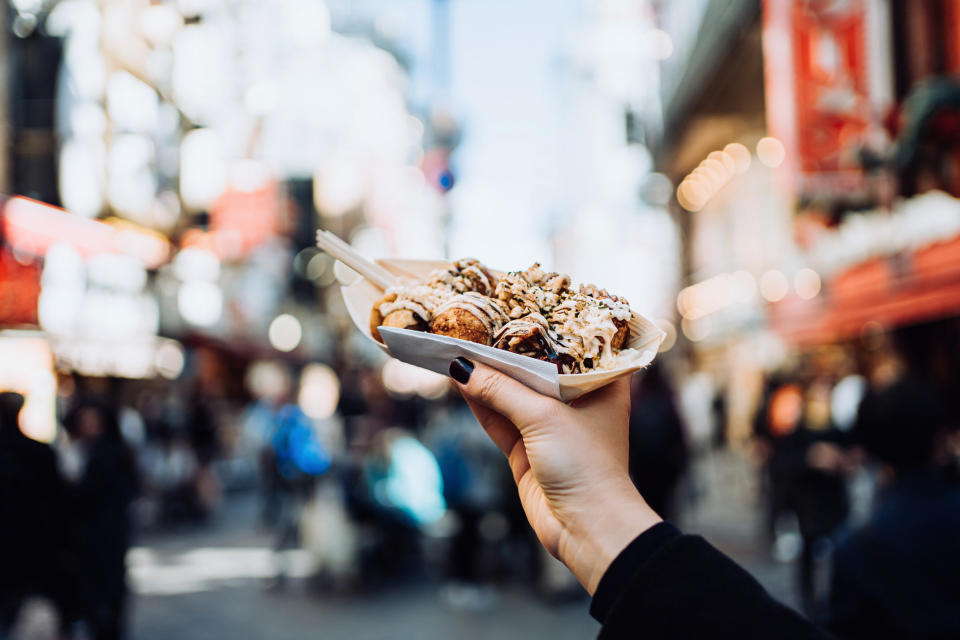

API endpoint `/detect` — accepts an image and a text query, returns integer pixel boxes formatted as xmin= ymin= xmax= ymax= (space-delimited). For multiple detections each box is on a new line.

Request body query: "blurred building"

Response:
xmin=0 ymin=0 xmax=452 ymax=444
xmin=649 ymin=0 xmax=960 ymax=443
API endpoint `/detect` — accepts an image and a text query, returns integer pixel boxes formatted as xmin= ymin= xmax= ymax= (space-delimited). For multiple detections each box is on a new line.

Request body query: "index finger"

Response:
xmin=450 ymin=359 xmax=562 ymax=432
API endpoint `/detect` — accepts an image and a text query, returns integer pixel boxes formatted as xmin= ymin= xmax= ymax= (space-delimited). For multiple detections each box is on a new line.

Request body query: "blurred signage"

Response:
xmin=763 ymin=0 xmax=883 ymax=199
xmin=194 ymin=175 xmax=279 ymax=260
xmin=1 ymin=196 xmax=170 ymax=268
xmin=0 ymin=249 xmax=40 ymax=327
xmin=0 ymin=333 xmax=56 ymax=442
xmin=51 ymin=336 xmax=185 ymax=380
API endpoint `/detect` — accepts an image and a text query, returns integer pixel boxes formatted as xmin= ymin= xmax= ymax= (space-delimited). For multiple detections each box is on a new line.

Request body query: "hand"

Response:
xmin=449 ymin=358 xmax=661 ymax=594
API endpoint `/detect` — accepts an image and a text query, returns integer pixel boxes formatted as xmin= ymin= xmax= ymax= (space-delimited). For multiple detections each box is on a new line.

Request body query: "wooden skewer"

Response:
xmin=319 ymin=231 xmax=398 ymax=285
xmin=315 ymin=230 xmax=398 ymax=290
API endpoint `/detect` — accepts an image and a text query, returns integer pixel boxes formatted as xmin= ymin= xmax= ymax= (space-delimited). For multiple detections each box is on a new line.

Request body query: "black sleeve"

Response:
xmin=592 ymin=525 xmax=831 ymax=639
xmin=827 ymin=538 xmax=878 ymax=640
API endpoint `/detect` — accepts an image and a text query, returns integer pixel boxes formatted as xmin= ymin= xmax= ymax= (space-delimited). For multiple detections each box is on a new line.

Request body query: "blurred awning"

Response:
xmin=769 ymin=233 xmax=960 ymax=344
xmin=1 ymin=196 xmax=171 ymax=269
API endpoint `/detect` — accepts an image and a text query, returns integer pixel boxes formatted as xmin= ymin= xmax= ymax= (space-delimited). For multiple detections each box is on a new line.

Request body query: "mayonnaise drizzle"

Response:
xmin=435 ymin=292 xmax=508 ymax=334
xmin=377 ymin=259 xmax=633 ymax=372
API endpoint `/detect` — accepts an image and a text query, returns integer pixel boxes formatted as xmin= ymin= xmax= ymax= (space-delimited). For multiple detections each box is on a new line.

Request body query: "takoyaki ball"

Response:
xmin=430 ymin=307 xmax=492 ymax=345
xmin=369 ymin=292 xmax=397 ymax=342
xmin=493 ymin=319 xmax=568 ymax=372
xmin=611 ymin=318 xmax=630 ymax=351
xmin=493 ymin=321 xmax=549 ymax=357
xmin=384 ymin=308 xmax=428 ymax=331
xmin=370 ymin=293 xmax=429 ymax=343
xmin=453 ymin=258 xmax=498 ymax=295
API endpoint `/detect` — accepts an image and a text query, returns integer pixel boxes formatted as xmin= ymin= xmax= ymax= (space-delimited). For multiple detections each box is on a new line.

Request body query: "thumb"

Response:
xmin=449 ymin=358 xmax=561 ymax=431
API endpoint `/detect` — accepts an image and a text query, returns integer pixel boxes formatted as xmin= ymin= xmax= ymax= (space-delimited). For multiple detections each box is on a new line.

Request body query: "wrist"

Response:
xmin=558 ymin=480 xmax=662 ymax=595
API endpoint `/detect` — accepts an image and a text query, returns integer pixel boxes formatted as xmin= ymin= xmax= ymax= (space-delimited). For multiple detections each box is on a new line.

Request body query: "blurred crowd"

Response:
xmin=749 ymin=337 xmax=960 ymax=630
xmin=1 ymin=392 xmax=135 ymax=640
xmin=3 ymin=319 xmax=958 ymax=639
xmin=3 ymin=0 xmax=960 ymax=638
xmin=0 ymin=356 xmax=585 ymax=638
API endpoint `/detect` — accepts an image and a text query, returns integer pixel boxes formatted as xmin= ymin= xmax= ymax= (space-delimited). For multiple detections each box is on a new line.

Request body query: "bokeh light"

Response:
xmin=177 ymin=281 xmax=223 ymax=326
xmin=155 ymin=341 xmax=186 ymax=380
xmin=677 ymin=273 xmax=732 ymax=319
xmin=708 ymin=150 xmax=736 ymax=176
xmin=677 ymin=145 xmax=743 ymax=211
xmin=306 ymin=253 xmax=334 ymax=284
xmin=756 ymin=137 xmax=786 ymax=168
xmin=268 ymin=314 xmax=303 ymax=352
xmin=759 ymin=270 xmax=789 ymax=302
xmin=333 ymin=260 xmax=361 ymax=286
xmin=297 ymin=363 xmax=340 ymax=419
xmin=656 ymin=318 xmax=677 ymax=352
xmin=179 ymin=128 xmax=226 ymax=211
xmin=173 ymin=248 xmax=220 ymax=282
xmin=723 ymin=143 xmax=752 ymax=173
xmin=645 ymin=29 xmax=674 ymax=60
xmin=681 ymin=316 xmax=711 ymax=342
xmin=794 ymin=268 xmax=822 ymax=300
xmin=245 ymin=361 xmax=292 ymax=401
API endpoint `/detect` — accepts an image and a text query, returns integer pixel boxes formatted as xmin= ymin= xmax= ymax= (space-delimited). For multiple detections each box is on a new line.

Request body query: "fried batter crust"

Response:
xmin=611 ymin=319 xmax=630 ymax=351
xmin=369 ymin=293 xmax=397 ymax=342
xmin=384 ymin=309 xmax=428 ymax=331
xmin=430 ymin=307 xmax=492 ymax=345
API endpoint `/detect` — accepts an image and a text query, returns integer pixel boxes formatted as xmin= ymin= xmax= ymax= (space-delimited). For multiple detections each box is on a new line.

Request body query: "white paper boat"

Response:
xmin=340 ymin=258 xmax=666 ymax=402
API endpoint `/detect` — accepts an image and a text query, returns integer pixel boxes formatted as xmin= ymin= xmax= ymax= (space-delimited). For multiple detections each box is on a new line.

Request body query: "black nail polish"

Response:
xmin=449 ymin=357 xmax=474 ymax=384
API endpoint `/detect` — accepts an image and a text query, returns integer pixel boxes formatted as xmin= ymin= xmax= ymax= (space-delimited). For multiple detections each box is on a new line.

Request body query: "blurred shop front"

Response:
xmin=0 ymin=195 xmax=176 ymax=441
xmin=0 ymin=0 xmax=449 ymax=528
xmin=649 ymin=0 xmax=960 ymax=445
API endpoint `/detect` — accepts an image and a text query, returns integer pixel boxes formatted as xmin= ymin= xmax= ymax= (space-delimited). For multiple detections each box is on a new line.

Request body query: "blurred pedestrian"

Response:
xmin=266 ymin=403 xmax=331 ymax=586
xmin=828 ymin=377 xmax=960 ymax=640
xmin=429 ymin=402 xmax=504 ymax=604
xmin=188 ymin=392 xmax=221 ymax=519
xmin=792 ymin=379 xmax=849 ymax=619
xmin=753 ymin=378 xmax=805 ymax=548
xmin=627 ymin=364 xmax=689 ymax=520
xmin=753 ymin=376 xmax=850 ymax=619
xmin=140 ymin=427 xmax=199 ymax=525
xmin=241 ymin=394 xmax=283 ymax=527
xmin=61 ymin=399 xmax=139 ymax=640
xmin=0 ymin=392 xmax=64 ymax=637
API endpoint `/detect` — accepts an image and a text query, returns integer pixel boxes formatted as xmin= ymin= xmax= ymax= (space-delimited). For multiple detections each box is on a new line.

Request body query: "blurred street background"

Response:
xmin=1 ymin=0 xmax=959 ymax=639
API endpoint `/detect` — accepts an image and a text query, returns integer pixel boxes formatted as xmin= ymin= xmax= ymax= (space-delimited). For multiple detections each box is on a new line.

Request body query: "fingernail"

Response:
xmin=449 ymin=357 xmax=474 ymax=384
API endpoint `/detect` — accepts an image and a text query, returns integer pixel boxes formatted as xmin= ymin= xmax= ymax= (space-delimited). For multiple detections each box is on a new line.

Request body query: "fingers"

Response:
xmin=450 ymin=359 xmax=560 ymax=431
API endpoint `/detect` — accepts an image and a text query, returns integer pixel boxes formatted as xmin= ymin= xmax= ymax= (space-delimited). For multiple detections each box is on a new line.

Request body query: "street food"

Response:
xmin=370 ymin=259 xmax=637 ymax=374
xmin=431 ymin=292 xmax=508 ymax=343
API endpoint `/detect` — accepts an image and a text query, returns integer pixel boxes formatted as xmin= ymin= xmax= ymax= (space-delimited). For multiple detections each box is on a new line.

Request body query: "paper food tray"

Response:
xmin=340 ymin=258 xmax=666 ymax=402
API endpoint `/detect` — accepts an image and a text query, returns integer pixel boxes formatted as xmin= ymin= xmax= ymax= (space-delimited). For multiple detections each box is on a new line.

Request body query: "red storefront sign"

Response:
xmin=184 ymin=178 xmax=279 ymax=260
xmin=0 ymin=249 xmax=40 ymax=327
xmin=763 ymin=0 xmax=884 ymax=199
xmin=1 ymin=196 xmax=170 ymax=268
